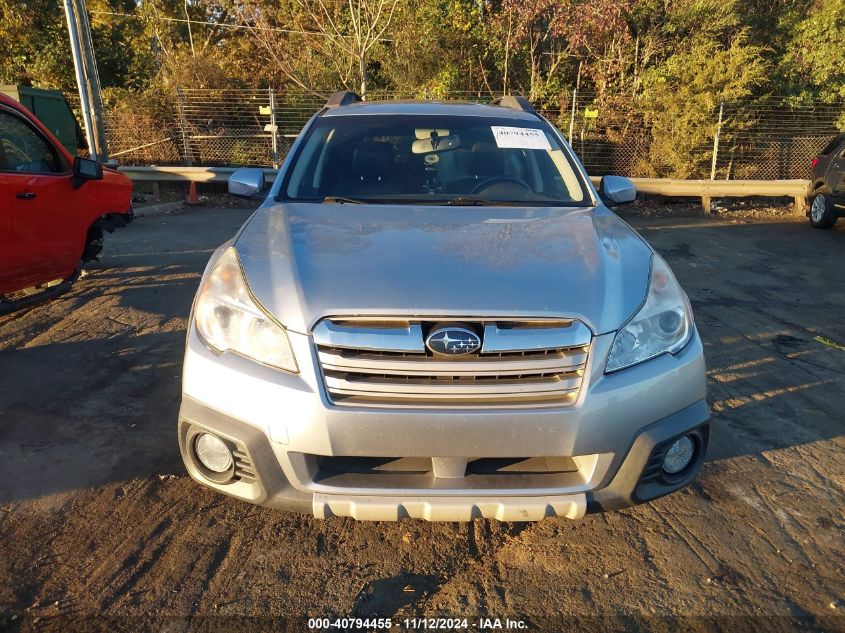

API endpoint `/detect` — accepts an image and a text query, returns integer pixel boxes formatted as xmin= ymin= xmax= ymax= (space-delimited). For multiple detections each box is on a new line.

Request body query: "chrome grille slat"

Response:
xmin=318 ymin=348 xmax=588 ymax=376
xmin=313 ymin=320 xmax=425 ymax=352
xmin=481 ymin=322 xmax=592 ymax=352
xmin=314 ymin=317 xmax=591 ymax=409
xmin=324 ymin=373 xmax=582 ymax=395
xmin=326 ymin=389 xmax=580 ymax=402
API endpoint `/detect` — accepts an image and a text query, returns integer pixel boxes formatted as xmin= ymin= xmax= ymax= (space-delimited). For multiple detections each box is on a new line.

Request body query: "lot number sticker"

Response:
xmin=491 ymin=126 xmax=552 ymax=150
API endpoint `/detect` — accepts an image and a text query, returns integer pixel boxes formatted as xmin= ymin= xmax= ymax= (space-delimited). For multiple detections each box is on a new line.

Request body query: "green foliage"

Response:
xmin=0 ymin=0 xmax=75 ymax=89
xmin=636 ymin=33 xmax=770 ymax=177
xmin=0 ymin=0 xmax=157 ymax=91
xmin=375 ymin=0 xmax=486 ymax=95
xmin=779 ymin=0 xmax=845 ymax=102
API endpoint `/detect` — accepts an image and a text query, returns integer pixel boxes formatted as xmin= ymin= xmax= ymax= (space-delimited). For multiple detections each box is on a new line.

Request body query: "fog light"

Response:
xmin=663 ymin=435 xmax=695 ymax=474
xmin=194 ymin=433 xmax=233 ymax=473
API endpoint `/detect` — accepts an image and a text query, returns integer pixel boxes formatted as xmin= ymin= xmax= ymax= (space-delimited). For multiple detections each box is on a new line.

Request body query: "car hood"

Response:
xmin=234 ymin=202 xmax=652 ymax=335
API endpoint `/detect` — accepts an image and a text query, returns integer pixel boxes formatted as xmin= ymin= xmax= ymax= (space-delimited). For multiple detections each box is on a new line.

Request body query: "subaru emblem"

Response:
xmin=425 ymin=326 xmax=482 ymax=356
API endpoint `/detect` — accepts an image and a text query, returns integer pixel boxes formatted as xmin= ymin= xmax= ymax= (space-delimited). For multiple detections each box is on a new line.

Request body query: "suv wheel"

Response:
xmin=809 ymin=193 xmax=837 ymax=229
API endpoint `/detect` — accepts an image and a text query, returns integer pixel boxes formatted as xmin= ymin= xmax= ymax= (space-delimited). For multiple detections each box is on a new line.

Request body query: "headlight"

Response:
xmin=605 ymin=254 xmax=693 ymax=372
xmin=193 ymin=247 xmax=298 ymax=373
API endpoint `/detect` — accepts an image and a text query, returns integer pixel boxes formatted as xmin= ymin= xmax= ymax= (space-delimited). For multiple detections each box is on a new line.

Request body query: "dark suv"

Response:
xmin=808 ymin=133 xmax=845 ymax=229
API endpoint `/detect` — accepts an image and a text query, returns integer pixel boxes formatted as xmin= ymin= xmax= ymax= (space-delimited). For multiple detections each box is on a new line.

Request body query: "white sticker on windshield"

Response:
xmin=491 ymin=126 xmax=552 ymax=150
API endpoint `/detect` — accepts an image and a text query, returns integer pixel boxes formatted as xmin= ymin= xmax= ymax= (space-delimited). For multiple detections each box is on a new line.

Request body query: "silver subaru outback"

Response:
xmin=178 ymin=93 xmax=709 ymax=521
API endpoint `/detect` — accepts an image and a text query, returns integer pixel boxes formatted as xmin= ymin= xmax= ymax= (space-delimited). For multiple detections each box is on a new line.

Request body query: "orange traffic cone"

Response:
xmin=187 ymin=181 xmax=201 ymax=206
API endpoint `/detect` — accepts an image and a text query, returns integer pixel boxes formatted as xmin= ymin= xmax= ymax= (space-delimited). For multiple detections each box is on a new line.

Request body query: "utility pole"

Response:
xmin=268 ymin=87 xmax=279 ymax=168
xmin=710 ymin=100 xmax=723 ymax=181
xmin=568 ymin=61 xmax=582 ymax=142
xmin=63 ymin=0 xmax=109 ymax=162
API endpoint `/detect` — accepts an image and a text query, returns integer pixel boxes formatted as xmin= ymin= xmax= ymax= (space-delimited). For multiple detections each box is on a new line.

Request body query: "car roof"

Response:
xmin=820 ymin=133 xmax=845 ymax=154
xmin=0 ymin=92 xmax=24 ymax=110
xmin=320 ymin=100 xmax=540 ymax=121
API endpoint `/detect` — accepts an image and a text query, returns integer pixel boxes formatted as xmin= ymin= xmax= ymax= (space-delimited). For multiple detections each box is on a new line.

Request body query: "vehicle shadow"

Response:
xmin=0 ymin=332 xmax=186 ymax=503
xmin=350 ymin=573 xmax=442 ymax=619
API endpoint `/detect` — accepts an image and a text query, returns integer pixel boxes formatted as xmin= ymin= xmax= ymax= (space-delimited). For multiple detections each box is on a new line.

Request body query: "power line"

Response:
xmin=88 ymin=10 xmax=392 ymax=41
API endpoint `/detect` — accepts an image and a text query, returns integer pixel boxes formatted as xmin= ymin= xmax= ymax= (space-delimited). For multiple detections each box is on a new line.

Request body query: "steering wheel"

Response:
xmin=470 ymin=176 xmax=531 ymax=195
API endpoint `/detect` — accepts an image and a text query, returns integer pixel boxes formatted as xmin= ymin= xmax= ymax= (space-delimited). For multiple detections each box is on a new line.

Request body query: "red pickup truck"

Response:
xmin=0 ymin=93 xmax=133 ymax=313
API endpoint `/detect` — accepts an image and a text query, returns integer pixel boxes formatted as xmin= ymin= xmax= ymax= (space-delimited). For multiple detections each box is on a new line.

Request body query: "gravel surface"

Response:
xmin=0 ymin=205 xmax=843 ymax=632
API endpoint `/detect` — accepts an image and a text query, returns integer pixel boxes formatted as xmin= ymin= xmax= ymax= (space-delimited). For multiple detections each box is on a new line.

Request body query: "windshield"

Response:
xmin=280 ymin=114 xmax=590 ymax=206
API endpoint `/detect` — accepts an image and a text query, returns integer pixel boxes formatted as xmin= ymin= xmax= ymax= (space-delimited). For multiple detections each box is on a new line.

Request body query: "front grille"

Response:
xmin=313 ymin=317 xmax=592 ymax=408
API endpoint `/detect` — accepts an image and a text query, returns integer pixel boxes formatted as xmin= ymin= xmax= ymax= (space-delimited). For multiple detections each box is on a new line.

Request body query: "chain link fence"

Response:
xmin=553 ymin=91 xmax=844 ymax=179
xmin=714 ymin=98 xmax=844 ymax=179
xmin=71 ymin=88 xmax=843 ymax=179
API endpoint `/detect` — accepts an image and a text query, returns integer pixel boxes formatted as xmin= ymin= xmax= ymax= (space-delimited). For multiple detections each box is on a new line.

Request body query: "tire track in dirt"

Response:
xmin=101 ymin=532 xmax=175 ymax=611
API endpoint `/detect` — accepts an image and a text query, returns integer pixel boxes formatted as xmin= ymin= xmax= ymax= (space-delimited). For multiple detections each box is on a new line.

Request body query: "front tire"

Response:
xmin=82 ymin=225 xmax=104 ymax=262
xmin=809 ymin=193 xmax=837 ymax=229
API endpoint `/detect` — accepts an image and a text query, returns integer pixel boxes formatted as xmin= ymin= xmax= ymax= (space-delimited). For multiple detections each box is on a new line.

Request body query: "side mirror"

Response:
xmin=72 ymin=156 xmax=103 ymax=189
xmin=228 ymin=168 xmax=266 ymax=198
xmin=599 ymin=175 xmax=636 ymax=207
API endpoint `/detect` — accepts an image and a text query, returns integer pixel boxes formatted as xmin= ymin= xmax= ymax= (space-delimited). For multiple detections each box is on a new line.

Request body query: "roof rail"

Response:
xmin=326 ymin=91 xmax=362 ymax=107
xmin=491 ymin=95 xmax=536 ymax=113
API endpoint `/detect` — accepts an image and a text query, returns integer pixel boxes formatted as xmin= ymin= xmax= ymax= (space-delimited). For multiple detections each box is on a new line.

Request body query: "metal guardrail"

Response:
xmin=121 ymin=166 xmax=811 ymax=212
xmin=120 ymin=165 xmax=277 ymax=183
xmin=587 ymin=177 xmax=810 ymax=211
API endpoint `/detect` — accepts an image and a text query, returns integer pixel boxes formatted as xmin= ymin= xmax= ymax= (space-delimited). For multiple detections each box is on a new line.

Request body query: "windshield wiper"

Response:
xmin=444 ymin=197 xmax=512 ymax=206
xmin=322 ymin=196 xmax=366 ymax=204
xmin=321 ymin=195 xmax=513 ymax=206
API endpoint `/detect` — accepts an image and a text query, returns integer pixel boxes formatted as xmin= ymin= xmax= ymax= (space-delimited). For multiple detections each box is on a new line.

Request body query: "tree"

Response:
xmin=555 ymin=0 xmax=635 ymax=97
xmin=238 ymin=0 xmax=399 ymax=97
xmin=0 ymin=0 xmax=159 ymax=91
xmin=495 ymin=0 xmax=569 ymax=101
xmin=635 ymin=33 xmax=770 ymax=177
xmin=779 ymin=0 xmax=845 ymax=103
xmin=375 ymin=0 xmax=485 ymax=97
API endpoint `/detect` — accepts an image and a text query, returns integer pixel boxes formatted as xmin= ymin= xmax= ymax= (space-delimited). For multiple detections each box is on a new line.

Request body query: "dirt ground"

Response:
xmin=0 ymin=204 xmax=843 ymax=632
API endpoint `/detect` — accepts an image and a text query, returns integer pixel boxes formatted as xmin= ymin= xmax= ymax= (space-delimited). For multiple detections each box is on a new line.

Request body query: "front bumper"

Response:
xmin=179 ymin=326 xmax=710 ymax=521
